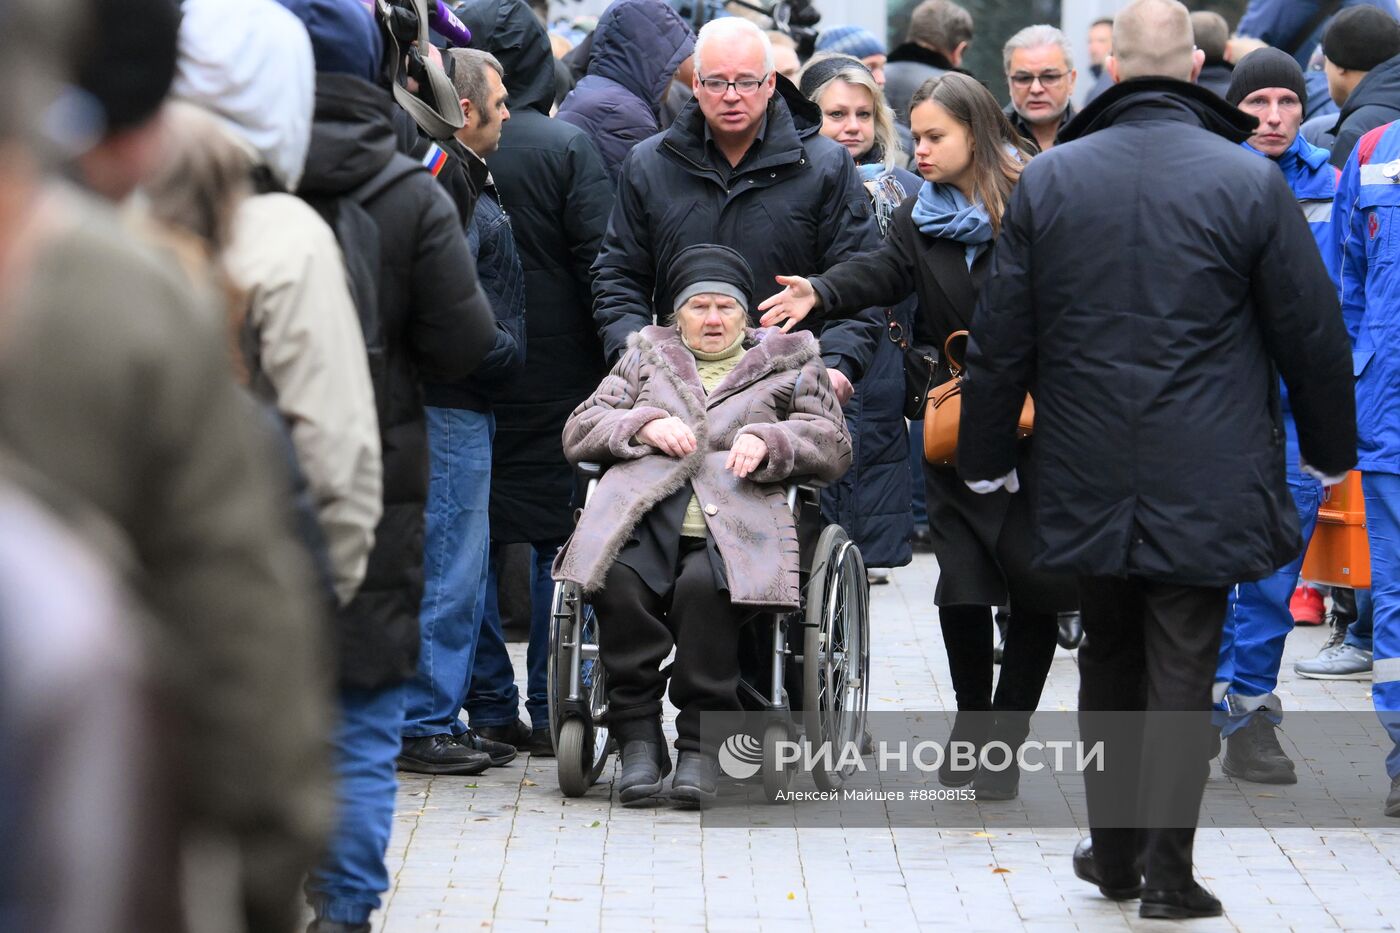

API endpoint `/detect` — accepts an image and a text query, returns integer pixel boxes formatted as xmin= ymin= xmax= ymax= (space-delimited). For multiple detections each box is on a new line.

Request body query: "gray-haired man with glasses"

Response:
xmin=1003 ymin=24 xmax=1078 ymax=152
xmin=591 ymin=15 xmax=882 ymax=405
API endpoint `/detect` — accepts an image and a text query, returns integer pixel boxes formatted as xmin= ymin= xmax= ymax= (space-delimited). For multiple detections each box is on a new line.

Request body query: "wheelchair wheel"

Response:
xmin=547 ymin=580 xmax=611 ymax=797
xmin=803 ymin=525 xmax=871 ymax=792
xmin=761 ymin=720 xmax=794 ymax=801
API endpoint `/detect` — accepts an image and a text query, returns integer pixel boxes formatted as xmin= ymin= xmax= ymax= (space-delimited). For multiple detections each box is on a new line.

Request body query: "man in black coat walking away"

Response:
xmin=884 ymin=0 xmax=973 ymax=125
xmin=957 ymin=0 xmax=1356 ymax=920
xmin=457 ymin=0 xmax=614 ymax=754
xmin=591 ymin=16 xmax=883 ymax=407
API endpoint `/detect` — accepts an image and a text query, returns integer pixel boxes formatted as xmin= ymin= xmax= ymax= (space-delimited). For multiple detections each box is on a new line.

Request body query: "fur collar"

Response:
xmin=628 ymin=325 xmax=818 ymax=407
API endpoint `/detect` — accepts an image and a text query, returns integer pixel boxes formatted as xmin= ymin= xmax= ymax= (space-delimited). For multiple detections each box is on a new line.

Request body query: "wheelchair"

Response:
xmin=547 ymin=461 xmax=871 ymax=800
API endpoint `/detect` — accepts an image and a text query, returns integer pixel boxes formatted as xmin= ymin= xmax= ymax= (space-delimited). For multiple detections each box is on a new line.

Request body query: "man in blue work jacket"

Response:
xmin=1215 ymin=49 xmax=1346 ymax=784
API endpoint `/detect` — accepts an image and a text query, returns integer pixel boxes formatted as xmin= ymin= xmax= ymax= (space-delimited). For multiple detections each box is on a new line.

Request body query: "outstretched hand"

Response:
xmin=757 ymin=275 xmax=817 ymax=332
xmin=635 ymin=416 xmax=697 ymax=458
xmin=726 ymin=433 xmax=769 ymax=478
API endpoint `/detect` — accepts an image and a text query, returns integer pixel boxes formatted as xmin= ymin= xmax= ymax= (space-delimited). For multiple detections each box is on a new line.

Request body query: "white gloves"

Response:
xmin=965 ymin=469 xmax=1020 ymax=495
xmin=1301 ymin=463 xmax=1348 ymax=488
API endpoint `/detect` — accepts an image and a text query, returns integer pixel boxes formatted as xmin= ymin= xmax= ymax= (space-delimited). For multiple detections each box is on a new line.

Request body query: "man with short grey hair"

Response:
xmin=1003 ymin=24 xmax=1076 ymax=152
xmin=959 ymin=0 xmax=1355 ymax=919
xmin=592 ymin=16 xmax=881 ymax=408
xmin=884 ymin=0 xmax=973 ymax=125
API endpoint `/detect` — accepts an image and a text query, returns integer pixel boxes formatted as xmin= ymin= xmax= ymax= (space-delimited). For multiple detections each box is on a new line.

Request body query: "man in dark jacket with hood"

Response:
xmin=556 ymin=0 xmax=694 ymax=185
xmin=457 ymin=0 xmax=614 ymax=753
xmin=275 ymin=2 xmax=497 ymax=929
xmin=884 ymin=0 xmax=973 ymax=124
xmin=1321 ymin=3 xmax=1400 ymax=168
xmin=958 ymin=0 xmax=1356 ymax=920
xmin=591 ymin=17 xmax=883 ymax=407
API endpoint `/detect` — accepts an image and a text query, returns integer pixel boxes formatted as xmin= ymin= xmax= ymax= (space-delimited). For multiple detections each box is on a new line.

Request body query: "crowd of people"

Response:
xmin=1 ymin=0 xmax=1399 ymax=930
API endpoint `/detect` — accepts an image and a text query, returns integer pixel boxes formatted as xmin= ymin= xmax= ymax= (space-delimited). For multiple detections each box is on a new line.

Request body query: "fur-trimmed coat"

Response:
xmin=553 ymin=325 xmax=852 ymax=609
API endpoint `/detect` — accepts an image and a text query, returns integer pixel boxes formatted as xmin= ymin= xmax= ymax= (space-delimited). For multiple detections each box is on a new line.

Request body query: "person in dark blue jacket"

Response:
xmin=1335 ymin=119 xmax=1400 ymax=818
xmin=1237 ymin=0 xmax=1398 ymax=64
xmin=1319 ymin=4 xmax=1400 ymax=168
xmin=798 ymin=54 xmax=915 ymax=577
xmin=400 ymin=47 xmax=529 ymax=775
xmin=556 ymin=0 xmax=694 ymax=186
xmin=1213 ymin=49 xmax=1342 ymax=786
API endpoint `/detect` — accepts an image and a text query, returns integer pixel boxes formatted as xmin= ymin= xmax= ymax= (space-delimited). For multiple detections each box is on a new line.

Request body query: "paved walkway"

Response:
xmin=373 ymin=554 xmax=1400 ymax=932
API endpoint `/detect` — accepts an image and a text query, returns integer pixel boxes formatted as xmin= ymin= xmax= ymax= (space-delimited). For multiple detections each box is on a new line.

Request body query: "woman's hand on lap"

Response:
xmin=726 ymin=434 xmax=768 ymax=478
xmin=635 ymin=416 xmax=697 ymax=458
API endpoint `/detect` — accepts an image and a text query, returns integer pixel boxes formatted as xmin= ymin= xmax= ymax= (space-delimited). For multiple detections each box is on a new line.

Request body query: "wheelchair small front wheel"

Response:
xmin=761 ymin=720 xmax=794 ymax=801
xmin=556 ymin=718 xmax=593 ymax=797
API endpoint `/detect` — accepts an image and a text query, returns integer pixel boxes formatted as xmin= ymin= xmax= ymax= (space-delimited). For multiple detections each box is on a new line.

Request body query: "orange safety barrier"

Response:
xmin=1300 ymin=471 xmax=1371 ymax=589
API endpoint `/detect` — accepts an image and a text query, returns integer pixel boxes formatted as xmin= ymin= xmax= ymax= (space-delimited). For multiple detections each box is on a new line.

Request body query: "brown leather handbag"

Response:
xmin=923 ymin=330 xmax=1034 ymax=466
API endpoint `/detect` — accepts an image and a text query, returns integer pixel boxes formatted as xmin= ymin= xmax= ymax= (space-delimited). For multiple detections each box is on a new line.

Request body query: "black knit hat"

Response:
xmin=1323 ymin=5 xmax=1400 ymax=72
xmin=798 ymin=53 xmax=872 ymax=100
xmin=76 ymin=0 xmax=181 ymax=133
xmin=1226 ymin=47 xmax=1308 ymax=108
xmin=668 ymin=244 xmax=755 ymax=315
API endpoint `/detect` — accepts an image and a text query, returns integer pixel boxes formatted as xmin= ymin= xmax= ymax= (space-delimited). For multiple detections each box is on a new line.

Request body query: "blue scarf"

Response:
xmin=910 ymin=181 xmax=994 ymax=269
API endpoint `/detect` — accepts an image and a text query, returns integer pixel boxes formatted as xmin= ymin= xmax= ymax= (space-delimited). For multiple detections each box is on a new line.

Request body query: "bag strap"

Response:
xmin=943 ymin=329 xmax=969 ymax=375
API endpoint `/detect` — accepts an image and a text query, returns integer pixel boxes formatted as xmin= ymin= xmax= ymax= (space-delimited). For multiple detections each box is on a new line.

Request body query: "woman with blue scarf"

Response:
xmin=796 ymin=54 xmax=920 ymax=584
xmin=758 ymin=72 xmax=1077 ymax=801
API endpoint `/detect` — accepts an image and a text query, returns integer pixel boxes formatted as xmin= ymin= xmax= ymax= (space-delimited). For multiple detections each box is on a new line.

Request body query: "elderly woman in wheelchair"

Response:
xmin=553 ymin=245 xmax=852 ymax=806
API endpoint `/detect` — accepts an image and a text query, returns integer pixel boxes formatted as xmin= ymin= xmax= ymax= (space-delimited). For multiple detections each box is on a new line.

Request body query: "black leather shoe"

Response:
xmin=1386 ymin=774 xmax=1400 ymax=817
xmin=519 ymin=725 xmax=556 ymax=757
xmin=1071 ymin=837 xmax=1142 ymax=901
xmin=459 ymin=729 xmax=518 ymax=767
xmin=308 ymin=921 xmax=371 ymax=933
xmin=397 ymin=734 xmax=491 ymax=775
xmin=1057 ymin=611 xmax=1084 ymax=650
xmin=473 ymin=719 xmax=533 ymax=748
xmin=1222 ymin=717 xmax=1297 ymax=784
xmin=616 ymin=719 xmax=670 ymax=804
xmin=671 ymin=750 xmax=721 ymax=808
xmin=1140 ymin=882 xmax=1223 ymax=919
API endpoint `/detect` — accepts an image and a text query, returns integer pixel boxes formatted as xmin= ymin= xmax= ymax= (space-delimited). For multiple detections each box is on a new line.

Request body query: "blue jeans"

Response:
xmin=1361 ymin=471 xmax=1400 ymax=778
xmin=467 ymin=541 xmax=557 ymax=729
xmin=307 ymin=684 xmax=403 ymax=925
xmin=402 ymin=408 xmax=493 ymax=738
xmin=1216 ymin=477 xmax=1322 ymax=733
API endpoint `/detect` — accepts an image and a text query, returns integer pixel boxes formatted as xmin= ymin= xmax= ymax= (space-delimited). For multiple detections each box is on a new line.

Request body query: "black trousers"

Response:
xmin=940 ymin=604 xmax=1058 ymax=747
xmin=1077 ymin=576 xmax=1229 ymax=891
xmin=591 ymin=541 xmax=745 ymax=752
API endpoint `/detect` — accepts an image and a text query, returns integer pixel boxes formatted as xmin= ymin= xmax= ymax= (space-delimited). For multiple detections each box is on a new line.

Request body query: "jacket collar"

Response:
xmin=887 ymin=42 xmax=956 ymax=71
xmin=630 ymin=324 xmax=818 ymax=409
xmin=300 ymin=73 xmax=400 ymax=195
xmin=1003 ymin=101 xmax=1076 ymax=151
xmin=1058 ymin=77 xmax=1256 ymax=145
xmin=1245 ymin=133 xmax=1337 ymax=200
xmin=662 ymin=74 xmax=819 ymax=179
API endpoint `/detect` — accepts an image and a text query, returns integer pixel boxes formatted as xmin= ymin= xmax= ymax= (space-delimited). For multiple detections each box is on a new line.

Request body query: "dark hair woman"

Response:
xmin=757 ymin=71 xmax=1076 ymax=800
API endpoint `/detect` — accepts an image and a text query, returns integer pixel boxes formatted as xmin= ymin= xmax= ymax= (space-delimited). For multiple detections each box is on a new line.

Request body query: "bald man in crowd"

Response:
xmin=958 ymin=0 xmax=1356 ymax=919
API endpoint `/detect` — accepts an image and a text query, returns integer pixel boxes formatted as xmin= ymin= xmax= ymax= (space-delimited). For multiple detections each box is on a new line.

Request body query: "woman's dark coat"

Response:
xmin=819 ymin=165 xmax=919 ymax=569
xmin=556 ymin=0 xmax=694 ymax=185
xmin=958 ymin=79 xmax=1356 ymax=588
xmin=458 ymin=0 xmax=616 ymax=545
xmin=300 ymin=74 xmax=497 ymax=688
xmin=809 ymin=186 xmax=1075 ymax=611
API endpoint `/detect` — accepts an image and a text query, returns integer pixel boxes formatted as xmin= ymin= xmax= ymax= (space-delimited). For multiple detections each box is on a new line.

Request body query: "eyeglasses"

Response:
xmin=698 ymin=73 xmax=769 ymax=95
xmin=1009 ymin=71 xmax=1067 ymax=89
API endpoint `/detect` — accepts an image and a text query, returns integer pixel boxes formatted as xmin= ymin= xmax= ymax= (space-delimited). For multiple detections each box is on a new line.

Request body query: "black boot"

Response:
xmin=1071 ymin=836 xmax=1142 ymax=900
xmin=1386 ymin=774 xmax=1400 ymax=817
xmin=614 ymin=718 xmax=670 ymax=805
xmin=1222 ymin=717 xmax=1296 ymax=784
xmin=671 ymin=750 xmax=721 ymax=808
xmin=1140 ymin=882 xmax=1223 ymax=919
xmin=1056 ymin=611 xmax=1084 ymax=650
xmin=938 ymin=711 xmax=988 ymax=788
